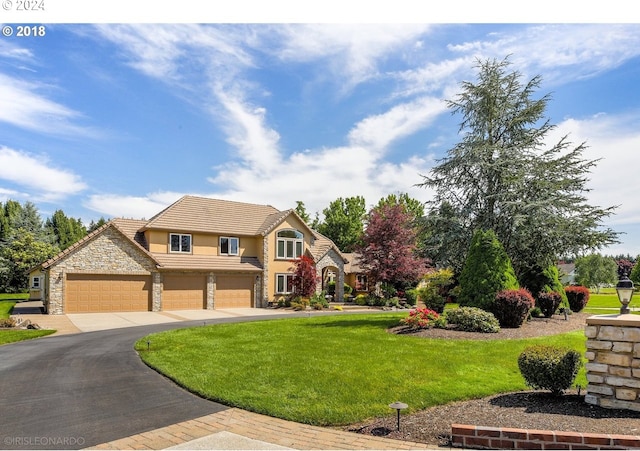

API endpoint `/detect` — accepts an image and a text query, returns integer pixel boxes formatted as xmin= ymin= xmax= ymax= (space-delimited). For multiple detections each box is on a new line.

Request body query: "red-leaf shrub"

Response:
xmin=565 ymin=286 xmax=590 ymax=312
xmin=492 ymin=288 xmax=535 ymax=328
xmin=536 ymin=291 xmax=562 ymax=318
xmin=401 ymin=307 xmax=442 ymax=329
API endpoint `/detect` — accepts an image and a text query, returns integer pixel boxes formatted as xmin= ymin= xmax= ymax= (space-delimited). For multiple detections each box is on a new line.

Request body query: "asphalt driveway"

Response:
xmin=0 ymin=314 xmax=294 ymax=450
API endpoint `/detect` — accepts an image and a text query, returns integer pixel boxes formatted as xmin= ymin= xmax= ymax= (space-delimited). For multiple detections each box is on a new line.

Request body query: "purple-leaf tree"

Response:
xmin=356 ymin=203 xmax=428 ymax=296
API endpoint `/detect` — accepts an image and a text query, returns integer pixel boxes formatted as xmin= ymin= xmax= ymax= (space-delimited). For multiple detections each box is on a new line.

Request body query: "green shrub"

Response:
xmin=517 ymin=345 xmax=582 ymax=395
xmin=520 ymin=264 xmax=568 ymax=308
xmin=565 ymin=286 xmax=590 ymax=312
xmin=403 ymin=288 xmax=418 ymax=306
xmin=529 ymin=306 xmax=543 ymax=318
xmin=354 ymin=294 xmax=368 ymax=306
xmin=290 ymin=297 xmax=310 ymax=311
xmin=536 ymin=291 xmax=562 ymax=318
xmin=445 ymin=307 xmax=500 ymax=333
xmin=458 ymin=229 xmax=518 ymax=311
xmin=310 ymin=293 xmax=329 ymax=309
xmin=492 ymin=288 xmax=535 ymax=328
xmin=416 ymin=268 xmax=454 ymax=313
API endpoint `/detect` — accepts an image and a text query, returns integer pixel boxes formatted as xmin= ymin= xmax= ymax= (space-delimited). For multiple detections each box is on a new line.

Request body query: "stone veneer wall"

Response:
xmin=585 ymin=314 xmax=640 ymax=411
xmin=46 ymin=228 xmax=156 ymax=315
xmin=315 ymin=250 xmax=344 ymax=302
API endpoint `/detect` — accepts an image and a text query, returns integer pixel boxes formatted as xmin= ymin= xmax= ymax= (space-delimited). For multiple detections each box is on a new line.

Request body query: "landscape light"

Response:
xmin=388 ymin=401 xmax=408 ymax=431
xmin=616 ymin=271 xmax=634 ymax=315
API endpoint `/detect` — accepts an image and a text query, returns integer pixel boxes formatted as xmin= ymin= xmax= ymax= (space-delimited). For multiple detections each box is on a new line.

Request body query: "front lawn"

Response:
xmin=0 ymin=300 xmax=15 ymax=318
xmin=136 ymin=313 xmax=586 ymax=426
xmin=583 ymin=289 xmax=640 ymax=314
xmin=0 ymin=296 xmax=55 ymax=345
xmin=0 ymin=329 xmax=55 ymax=345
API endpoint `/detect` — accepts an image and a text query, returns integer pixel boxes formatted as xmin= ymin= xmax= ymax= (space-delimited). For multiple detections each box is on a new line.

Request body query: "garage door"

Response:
xmin=163 ymin=274 xmax=206 ymax=310
xmin=215 ymin=275 xmax=254 ymax=308
xmin=66 ymin=274 xmax=151 ymax=313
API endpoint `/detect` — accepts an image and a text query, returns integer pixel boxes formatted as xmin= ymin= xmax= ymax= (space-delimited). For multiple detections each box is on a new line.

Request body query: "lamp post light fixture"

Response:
xmin=616 ymin=270 xmax=635 ymax=315
xmin=388 ymin=401 xmax=408 ymax=431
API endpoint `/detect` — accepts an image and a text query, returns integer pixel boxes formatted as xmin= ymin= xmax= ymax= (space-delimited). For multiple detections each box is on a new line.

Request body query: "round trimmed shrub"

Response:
xmin=517 ymin=345 xmax=582 ymax=395
xmin=492 ymin=288 xmax=535 ymax=328
xmin=536 ymin=291 xmax=562 ymax=318
xmin=445 ymin=307 xmax=500 ymax=333
xmin=565 ymin=286 xmax=590 ymax=312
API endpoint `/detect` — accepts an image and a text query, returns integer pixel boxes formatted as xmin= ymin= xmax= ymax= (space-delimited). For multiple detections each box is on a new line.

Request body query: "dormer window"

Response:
xmin=170 ymin=233 xmax=191 ymax=253
xmin=220 ymin=237 xmax=239 ymax=256
xmin=277 ymin=229 xmax=303 ymax=259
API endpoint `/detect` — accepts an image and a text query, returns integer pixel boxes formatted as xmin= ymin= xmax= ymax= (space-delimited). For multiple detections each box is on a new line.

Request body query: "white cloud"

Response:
xmin=0 ymin=146 xmax=87 ymax=201
xmin=545 ymin=112 xmax=640 ymax=255
xmin=0 ymin=74 xmax=99 ymax=137
xmin=84 ymin=191 xmax=184 ymax=220
xmin=347 ymin=96 xmax=447 ymax=153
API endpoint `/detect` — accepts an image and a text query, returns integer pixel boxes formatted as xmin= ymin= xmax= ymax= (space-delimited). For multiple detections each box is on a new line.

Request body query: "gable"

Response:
xmin=42 ymin=223 xmax=157 ymax=273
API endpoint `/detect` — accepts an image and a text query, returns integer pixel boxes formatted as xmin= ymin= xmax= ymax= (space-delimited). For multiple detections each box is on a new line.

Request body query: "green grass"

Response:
xmin=0 ymin=293 xmax=29 ymax=301
xmin=0 ymin=329 xmax=55 ymax=345
xmin=136 ymin=313 xmax=587 ymax=426
xmin=0 ymin=300 xmax=16 ymax=318
xmin=583 ymin=289 xmax=640 ymax=314
xmin=1 ymin=295 xmax=55 ymax=345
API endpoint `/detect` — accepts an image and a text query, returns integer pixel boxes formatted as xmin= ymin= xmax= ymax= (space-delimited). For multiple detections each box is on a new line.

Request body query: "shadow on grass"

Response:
xmin=490 ymin=391 xmax=640 ymax=419
xmin=300 ymin=315 xmax=403 ymax=330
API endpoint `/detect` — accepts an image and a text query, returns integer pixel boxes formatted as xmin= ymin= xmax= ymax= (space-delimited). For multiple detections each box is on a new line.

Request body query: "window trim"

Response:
xmin=169 ymin=233 xmax=192 ymax=253
xmin=31 ymin=276 xmax=42 ymax=289
xmin=356 ymin=274 xmax=368 ymax=291
xmin=276 ymin=229 xmax=304 ymax=259
xmin=220 ymin=236 xmax=239 ymax=256
xmin=275 ymin=273 xmax=295 ymax=294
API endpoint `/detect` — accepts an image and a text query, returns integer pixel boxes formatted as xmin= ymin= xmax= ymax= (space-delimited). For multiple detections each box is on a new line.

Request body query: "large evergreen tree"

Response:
xmin=418 ymin=56 xmax=619 ymax=283
xmin=46 ymin=210 xmax=87 ymax=250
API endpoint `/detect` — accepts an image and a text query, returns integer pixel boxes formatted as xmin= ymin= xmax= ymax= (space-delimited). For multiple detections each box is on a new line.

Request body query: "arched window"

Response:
xmin=277 ymin=229 xmax=303 ymax=259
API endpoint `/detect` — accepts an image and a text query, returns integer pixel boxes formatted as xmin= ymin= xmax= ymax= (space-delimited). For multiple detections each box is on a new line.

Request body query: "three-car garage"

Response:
xmin=63 ymin=272 xmax=254 ymax=313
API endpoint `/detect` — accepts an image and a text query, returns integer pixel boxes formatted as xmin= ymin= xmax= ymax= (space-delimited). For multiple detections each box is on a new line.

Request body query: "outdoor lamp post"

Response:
xmin=616 ymin=271 xmax=635 ymax=315
xmin=388 ymin=401 xmax=408 ymax=431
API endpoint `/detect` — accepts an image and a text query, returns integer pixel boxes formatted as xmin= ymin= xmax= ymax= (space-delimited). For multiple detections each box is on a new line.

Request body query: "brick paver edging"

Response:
xmin=452 ymin=424 xmax=640 ymax=450
xmin=87 ymin=408 xmax=438 ymax=450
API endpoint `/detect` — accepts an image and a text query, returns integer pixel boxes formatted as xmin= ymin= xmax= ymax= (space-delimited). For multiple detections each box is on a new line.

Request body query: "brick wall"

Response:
xmin=451 ymin=424 xmax=640 ymax=449
xmin=585 ymin=315 xmax=640 ymax=411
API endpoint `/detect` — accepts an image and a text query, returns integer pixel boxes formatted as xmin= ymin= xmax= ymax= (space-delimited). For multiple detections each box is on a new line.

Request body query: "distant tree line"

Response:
xmin=0 ymin=200 xmax=107 ymax=292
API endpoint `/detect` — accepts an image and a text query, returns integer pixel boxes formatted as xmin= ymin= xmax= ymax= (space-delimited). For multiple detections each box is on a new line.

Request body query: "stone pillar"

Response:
xmin=152 ymin=272 xmax=162 ymax=312
xmin=585 ymin=314 xmax=640 ymax=411
xmin=207 ymin=273 xmax=215 ymax=310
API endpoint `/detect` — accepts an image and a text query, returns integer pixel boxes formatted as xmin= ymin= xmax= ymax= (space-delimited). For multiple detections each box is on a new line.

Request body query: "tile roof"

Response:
xmin=153 ymin=254 xmax=262 ymax=272
xmin=342 ymin=252 xmax=364 ymax=274
xmin=143 ymin=195 xmax=282 ymax=236
xmin=309 ymin=231 xmax=348 ymax=263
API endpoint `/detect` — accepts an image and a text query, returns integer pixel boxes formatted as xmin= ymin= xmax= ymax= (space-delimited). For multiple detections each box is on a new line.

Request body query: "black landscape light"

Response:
xmin=388 ymin=401 xmax=408 ymax=431
xmin=616 ymin=270 xmax=635 ymax=315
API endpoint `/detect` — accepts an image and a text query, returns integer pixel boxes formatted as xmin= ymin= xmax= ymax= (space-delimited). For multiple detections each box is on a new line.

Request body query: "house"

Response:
xmin=31 ymin=195 xmax=349 ymax=314
xmin=558 ymin=262 xmax=576 ymax=285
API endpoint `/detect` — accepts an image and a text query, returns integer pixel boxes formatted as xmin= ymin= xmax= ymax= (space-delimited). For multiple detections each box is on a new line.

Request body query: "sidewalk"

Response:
xmin=87 ymin=408 xmax=438 ymax=450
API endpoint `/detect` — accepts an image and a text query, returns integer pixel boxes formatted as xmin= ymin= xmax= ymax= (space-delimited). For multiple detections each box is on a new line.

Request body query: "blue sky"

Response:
xmin=2 ymin=3 xmax=640 ymax=256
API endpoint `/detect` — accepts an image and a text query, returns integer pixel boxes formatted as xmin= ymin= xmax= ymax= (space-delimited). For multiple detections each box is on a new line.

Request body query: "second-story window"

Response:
xmin=170 ymin=233 xmax=192 ymax=253
xmin=220 ymin=237 xmax=239 ymax=255
xmin=277 ymin=229 xmax=303 ymax=259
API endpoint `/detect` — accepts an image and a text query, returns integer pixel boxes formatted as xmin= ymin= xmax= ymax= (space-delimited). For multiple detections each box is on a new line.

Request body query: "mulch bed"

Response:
xmin=340 ymin=312 xmax=640 ymax=447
